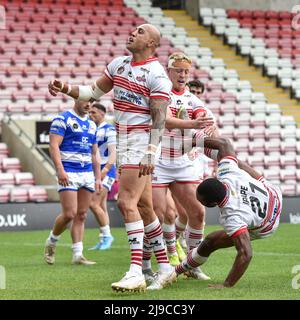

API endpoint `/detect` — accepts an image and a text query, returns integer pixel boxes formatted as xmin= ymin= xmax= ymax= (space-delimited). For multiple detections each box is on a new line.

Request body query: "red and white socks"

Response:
xmin=125 ymin=220 xmax=144 ymax=275
xmin=186 ymin=225 xmax=204 ymax=252
xmin=144 ymin=218 xmax=172 ymax=273
xmin=162 ymin=223 xmax=177 ymax=256
xmin=142 ymin=235 xmax=153 ymax=271
xmin=175 ymin=217 xmax=186 ymax=240
xmin=175 ymin=248 xmax=207 ymax=275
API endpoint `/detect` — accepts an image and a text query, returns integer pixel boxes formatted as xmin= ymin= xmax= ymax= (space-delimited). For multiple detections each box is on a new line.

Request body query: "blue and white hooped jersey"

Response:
xmin=49 ymin=109 xmax=97 ymax=172
xmin=96 ymin=121 xmax=117 ymax=165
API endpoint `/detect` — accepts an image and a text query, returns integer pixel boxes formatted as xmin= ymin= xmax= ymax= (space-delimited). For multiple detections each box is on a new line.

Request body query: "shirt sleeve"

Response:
xmin=148 ymin=64 xmax=172 ymax=101
xmin=192 ymin=95 xmax=215 ymax=120
xmin=217 ymin=156 xmax=239 ymax=178
xmin=49 ymin=115 xmax=66 ymax=137
xmin=104 ymin=56 xmax=127 ymax=81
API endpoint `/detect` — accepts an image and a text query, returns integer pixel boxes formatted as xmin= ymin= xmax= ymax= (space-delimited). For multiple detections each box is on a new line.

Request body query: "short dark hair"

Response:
xmin=188 ymin=80 xmax=205 ymax=93
xmin=92 ymin=103 xmax=106 ymax=113
xmin=196 ymin=178 xmax=226 ymax=206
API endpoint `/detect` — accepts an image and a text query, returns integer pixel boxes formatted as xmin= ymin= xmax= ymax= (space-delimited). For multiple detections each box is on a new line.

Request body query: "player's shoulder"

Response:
xmin=101 ymin=122 xmax=115 ymax=130
xmin=218 ymin=156 xmax=240 ymax=175
xmin=109 ymin=55 xmax=131 ymax=66
xmin=88 ymin=119 xmax=97 ymax=129
xmin=149 ymin=60 xmax=168 ymax=75
xmin=189 ymin=92 xmax=205 ymax=106
xmin=53 ymin=110 xmax=71 ymax=121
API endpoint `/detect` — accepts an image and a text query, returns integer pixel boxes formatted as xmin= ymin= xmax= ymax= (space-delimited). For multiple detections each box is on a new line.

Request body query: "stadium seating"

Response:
xmin=200 ymin=8 xmax=300 ymax=99
xmin=0 ymin=139 xmax=48 ymax=202
xmin=1 ymin=0 xmax=300 ymax=195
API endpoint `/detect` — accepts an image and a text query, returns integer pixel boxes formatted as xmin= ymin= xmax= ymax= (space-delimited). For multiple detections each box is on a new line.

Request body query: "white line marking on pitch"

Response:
xmin=1 ymin=242 xmax=300 ymax=257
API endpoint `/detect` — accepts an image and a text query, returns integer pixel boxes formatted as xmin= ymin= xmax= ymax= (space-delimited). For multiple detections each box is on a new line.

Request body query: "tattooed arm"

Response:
xmin=138 ymin=98 xmax=169 ymax=177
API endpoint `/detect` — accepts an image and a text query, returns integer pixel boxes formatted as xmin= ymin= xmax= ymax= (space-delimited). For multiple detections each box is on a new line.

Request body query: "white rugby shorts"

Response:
xmin=152 ymin=158 xmax=201 ymax=187
xmin=57 ymin=171 xmax=95 ymax=192
xmin=117 ymin=131 xmax=150 ymax=169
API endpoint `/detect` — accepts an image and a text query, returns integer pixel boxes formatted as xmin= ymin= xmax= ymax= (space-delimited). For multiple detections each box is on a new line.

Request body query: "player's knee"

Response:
xmin=89 ymin=200 xmax=98 ymax=211
xmin=186 ymin=209 xmax=204 ymax=223
xmin=76 ymin=210 xmax=88 ymax=222
xmin=63 ymin=210 xmax=77 ymax=222
xmin=152 ymin=204 xmax=165 ymax=222
xmin=164 ymin=208 xmax=176 ymax=224
xmin=117 ymin=197 xmax=134 ymax=214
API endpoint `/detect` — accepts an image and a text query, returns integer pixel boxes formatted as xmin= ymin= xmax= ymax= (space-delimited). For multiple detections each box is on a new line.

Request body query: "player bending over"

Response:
xmin=175 ymin=137 xmax=282 ymax=287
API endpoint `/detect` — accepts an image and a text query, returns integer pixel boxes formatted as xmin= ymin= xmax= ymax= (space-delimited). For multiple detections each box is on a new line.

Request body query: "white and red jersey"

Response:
xmin=159 ymin=89 xmax=214 ymax=166
xmin=105 ymin=55 xmax=171 ymax=135
xmin=217 ymin=156 xmax=282 ymax=239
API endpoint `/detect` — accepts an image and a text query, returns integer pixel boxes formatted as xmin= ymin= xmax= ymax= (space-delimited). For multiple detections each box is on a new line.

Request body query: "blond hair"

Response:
xmin=168 ymin=52 xmax=192 ymax=68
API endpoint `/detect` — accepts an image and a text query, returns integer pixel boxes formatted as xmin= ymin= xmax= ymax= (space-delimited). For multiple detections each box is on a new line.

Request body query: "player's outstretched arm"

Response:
xmin=238 ymin=160 xmax=262 ymax=180
xmin=193 ymin=137 xmax=236 ymax=161
xmin=166 ymin=113 xmax=214 ymax=130
xmin=48 ymin=75 xmax=113 ymax=102
xmin=223 ymin=231 xmax=252 ymax=287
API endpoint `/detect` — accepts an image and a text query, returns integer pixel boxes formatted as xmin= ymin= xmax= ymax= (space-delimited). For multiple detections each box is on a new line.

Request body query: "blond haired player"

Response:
xmin=176 ymin=137 xmax=282 ymax=287
xmin=48 ymin=24 xmax=176 ymax=292
xmin=146 ymin=53 xmax=218 ymax=281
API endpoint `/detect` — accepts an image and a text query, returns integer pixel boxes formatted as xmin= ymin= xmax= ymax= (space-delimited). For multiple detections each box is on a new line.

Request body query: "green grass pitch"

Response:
xmin=0 ymin=224 xmax=299 ymax=300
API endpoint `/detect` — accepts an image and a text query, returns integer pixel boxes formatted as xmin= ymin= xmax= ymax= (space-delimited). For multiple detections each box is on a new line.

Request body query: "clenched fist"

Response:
xmin=48 ymin=79 xmax=65 ymax=96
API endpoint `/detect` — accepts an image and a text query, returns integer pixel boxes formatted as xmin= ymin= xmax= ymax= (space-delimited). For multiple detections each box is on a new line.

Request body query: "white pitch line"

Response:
xmin=1 ymin=241 xmax=300 ymax=257
xmin=253 ymin=251 xmax=300 ymax=257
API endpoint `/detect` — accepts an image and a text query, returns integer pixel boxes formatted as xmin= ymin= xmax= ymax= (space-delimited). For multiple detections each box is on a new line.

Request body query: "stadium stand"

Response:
xmin=1 ymin=0 xmax=299 ymax=195
xmin=0 ymin=141 xmax=48 ymax=202
xmin=125 ymin=1 xmax=300 ymax=195
xmin=199 ymin=8 xmax=300 ymax=100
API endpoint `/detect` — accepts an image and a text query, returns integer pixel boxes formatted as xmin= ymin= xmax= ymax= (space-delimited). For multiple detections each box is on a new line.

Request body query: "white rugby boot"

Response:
xmin=146 ymin=268 xmax=177 ymax=290
xmin=111 ymin=272 xmax=146 ymax=293
xmin=142 ymin=269 xmax=157 ymax=286
xmin=184 ymin=267 xmax=211 ymax=280
xmin=72 ymin=255 xmax=96 ymax=265
xmin=44 ymin=240 xmax=56 ymax=265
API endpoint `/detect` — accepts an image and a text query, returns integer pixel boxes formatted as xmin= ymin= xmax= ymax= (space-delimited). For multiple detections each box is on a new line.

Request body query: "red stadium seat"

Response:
xmin=264 ymin=154 xmax=280 ymax=168
xmin=10 ymin=188 xmax=29 ymax=202
xmin=253 ymin=10 xmax=265 ymax=20
xmin=0 ymin=189 xmax=10 ymax=203
xmin=28 ymin=188 xmax=48 ymax=202
xmin=265 ymin=140 xmax=281 ymax=153
xmin=0 ymin=143 xmax=9 ymax=156
xmin=14 ymin=172 xmax=35 ymax=185
xmin=280 ymin=169 xmax=297 ymax=182
xmin=0 ymin=173 xmax=15 ymax=186
xmin=280 ymin=184 xmax=296 ymax=196
xmin=2 ymin=158 xmax=22 ymax=173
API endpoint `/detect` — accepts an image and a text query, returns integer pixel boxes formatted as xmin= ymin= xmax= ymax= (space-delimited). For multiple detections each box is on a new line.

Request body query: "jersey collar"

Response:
xmin=130 ymin=56 xmax=158 ymax=66
xmin=99 ymin=121 xmax=107 ymax=128
xmin=171 ymin=88 xmax=186 ymax=96
xmin=69 ymin=109 xmax=88 ymax=121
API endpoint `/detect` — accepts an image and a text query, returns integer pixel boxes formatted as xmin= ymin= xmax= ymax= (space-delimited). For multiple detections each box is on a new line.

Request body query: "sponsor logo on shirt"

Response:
xmin=140 ymin=67 xmax=150 ymax=74
xmin=117 ymin=66 xmax=125 ymax=74
xmin=136 ymin=75 xmax=146 ymax=82
xmin=118 ymin=89 xmax=142 ymax=105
